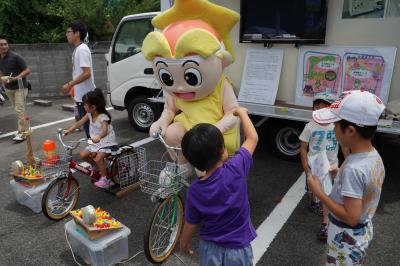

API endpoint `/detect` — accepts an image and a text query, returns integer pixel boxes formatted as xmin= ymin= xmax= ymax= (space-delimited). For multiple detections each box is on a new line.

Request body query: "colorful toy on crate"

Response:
xmin=81 ymin=205 xmax=98 ymax=225
xmin=11 ymin=160 xmax=24 ymax=176
xmin=71 ymin=206 xmax=121 ymax=230
xmin=11 ymin=160 xmax=43 ymax=180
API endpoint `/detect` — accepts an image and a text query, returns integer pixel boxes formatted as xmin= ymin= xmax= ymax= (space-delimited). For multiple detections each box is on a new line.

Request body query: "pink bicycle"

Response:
xmin=41 ymin=128 xmax=145 ymax=220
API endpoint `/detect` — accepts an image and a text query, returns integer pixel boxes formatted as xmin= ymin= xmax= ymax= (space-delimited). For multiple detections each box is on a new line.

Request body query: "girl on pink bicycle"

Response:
xmin=64 ymin=88 xmax=118 ymax=188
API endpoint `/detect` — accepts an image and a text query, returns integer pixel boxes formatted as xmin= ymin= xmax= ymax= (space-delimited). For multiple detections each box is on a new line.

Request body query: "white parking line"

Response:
xmin=0 ymin=107 xmax=113 ymax=139
xmin=129 ymin=136 xmax=155 ymax=147
xmin=0 ymin=117 xmax=75 ymax=139
xmin=0 ymin=116 xmax=76 ymax=139
xmin=253 ymin=172 xmax=306 ymax=264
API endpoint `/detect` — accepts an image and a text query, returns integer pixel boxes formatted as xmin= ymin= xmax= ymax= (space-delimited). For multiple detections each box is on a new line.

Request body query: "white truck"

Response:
xmin=105 ymin=12 xmax=161 ymax=132
xmin=106 ymin=0 xmax=400 ymax=160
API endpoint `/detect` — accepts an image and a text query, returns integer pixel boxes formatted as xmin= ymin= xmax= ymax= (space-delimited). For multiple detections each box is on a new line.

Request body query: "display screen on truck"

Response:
xmin=240 ymin=0 xmax=328 ymax=44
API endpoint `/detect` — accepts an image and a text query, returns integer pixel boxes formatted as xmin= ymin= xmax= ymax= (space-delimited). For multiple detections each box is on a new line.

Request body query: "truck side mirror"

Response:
xmin=144 ymin=68 xmax=154 ymax=75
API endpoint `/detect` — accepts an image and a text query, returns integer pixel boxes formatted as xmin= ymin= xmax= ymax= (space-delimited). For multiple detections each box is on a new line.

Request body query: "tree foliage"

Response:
xmin=0 ymin=0 xmax=160 ymax=43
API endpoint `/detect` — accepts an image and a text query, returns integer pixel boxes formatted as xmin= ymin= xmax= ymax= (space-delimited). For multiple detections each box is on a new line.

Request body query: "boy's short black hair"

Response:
xmin=312 ymin=99 xmax=331 ymax=108
xmin=67 ymin=20 xmax=87 ymax=41
xmin=337 ymin=119 xmax=377 ymax=140
xmin=181 ymin=123 xmax=224 ymax=171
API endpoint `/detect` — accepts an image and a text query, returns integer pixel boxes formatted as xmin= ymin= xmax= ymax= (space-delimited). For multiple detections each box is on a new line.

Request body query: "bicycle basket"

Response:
xmin=37 ymin=153 xmax=71 ymax=179
xmin=117 ymin=146 xmax=146 ymax=189
xmin=138 ymin=160 xmax=186 ymax=199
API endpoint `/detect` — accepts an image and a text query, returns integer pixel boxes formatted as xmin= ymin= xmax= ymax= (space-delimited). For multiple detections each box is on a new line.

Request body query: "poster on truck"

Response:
xmin=342 ymin=53 xmax=385 ymax=96
xmin=295 ymin=46 xmax=396 ymax=106
xmin=301 ymin=51 xmax=342 ymax=98
xmin=239 ymin=48 xmax=283 ymax=105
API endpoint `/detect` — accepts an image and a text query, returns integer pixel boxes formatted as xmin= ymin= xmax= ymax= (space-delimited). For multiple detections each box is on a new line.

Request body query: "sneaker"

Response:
xmin=13 ymin=133 xmax=26 ymax=142
xmin=94 ymin=176 xmax=115 ymax=188
xmin=319 ymin=223 xmax=328 ymax=241
xmin=308 ymin=202 xmax=323 ymax=216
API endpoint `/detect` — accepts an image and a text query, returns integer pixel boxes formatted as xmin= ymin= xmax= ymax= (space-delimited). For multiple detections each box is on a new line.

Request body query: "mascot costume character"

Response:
xmin=142 ymin=0 xmax=240 ymax=176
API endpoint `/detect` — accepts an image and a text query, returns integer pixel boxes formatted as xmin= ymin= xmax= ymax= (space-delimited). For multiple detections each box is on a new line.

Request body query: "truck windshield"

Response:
xmin=112 ymin=18 xmax=154 ymax=63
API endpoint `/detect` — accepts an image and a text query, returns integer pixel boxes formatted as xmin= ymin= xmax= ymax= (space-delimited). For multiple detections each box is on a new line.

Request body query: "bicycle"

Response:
xmin=41 ymin=128 xmax=145 ymax=221
xmin=138 ymin=132 xmax=191 ymax=264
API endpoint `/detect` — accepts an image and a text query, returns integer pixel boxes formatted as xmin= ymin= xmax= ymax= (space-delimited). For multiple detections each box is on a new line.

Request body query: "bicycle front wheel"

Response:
xmin=144 ymin=195 xmax=184 ymax=263
xmin=41 ymin=177 xmax=79 ymax=220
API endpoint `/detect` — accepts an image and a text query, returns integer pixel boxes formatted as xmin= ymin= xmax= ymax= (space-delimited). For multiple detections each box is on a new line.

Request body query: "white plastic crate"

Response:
xmin=65 ymin=220 xmax=131 ymax=266
xmin=9 ymin=179 xmax=51 ymax=213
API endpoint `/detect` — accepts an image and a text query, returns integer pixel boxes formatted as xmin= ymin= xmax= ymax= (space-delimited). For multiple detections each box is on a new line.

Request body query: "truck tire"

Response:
xmin=128 ymin=96 xmax=159 ymax=132
xmin=268 ymin=120 xmax=304 ymax=161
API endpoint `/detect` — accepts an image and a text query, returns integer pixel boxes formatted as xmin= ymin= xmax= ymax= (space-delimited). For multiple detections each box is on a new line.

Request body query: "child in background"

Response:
xmin=299 ymin=92 xmax=344 ymax=240
xmin=180 ymin=107 xmax=258 ymax=266
xmin=308 ymin=90 xmax=385 ymax=265
xmin=64 ymin=88 xmax=118 ymax=188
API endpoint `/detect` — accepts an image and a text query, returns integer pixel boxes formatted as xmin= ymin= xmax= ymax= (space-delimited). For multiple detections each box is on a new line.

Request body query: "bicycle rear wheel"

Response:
xmin=144 ymin=194 xmax=184 ymax=263
xmin=41 ymin=177 xmax=79 ymax=220
xmin=108 ymin=148 xmax=135 ymax=185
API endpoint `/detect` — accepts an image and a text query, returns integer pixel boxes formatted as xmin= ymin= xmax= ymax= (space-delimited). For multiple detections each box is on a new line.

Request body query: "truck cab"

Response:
xmin=105 ymin=12 xmax=162 ymax=132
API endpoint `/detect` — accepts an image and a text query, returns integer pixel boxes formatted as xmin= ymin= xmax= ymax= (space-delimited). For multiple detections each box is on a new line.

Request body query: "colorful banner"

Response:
xmin=302 ymin=51 xmax=342 ymax=97
xmin=295 ymin=46 xmax=396 ymax=106
xmin=342 ymin=53 xmax=385 ymax=96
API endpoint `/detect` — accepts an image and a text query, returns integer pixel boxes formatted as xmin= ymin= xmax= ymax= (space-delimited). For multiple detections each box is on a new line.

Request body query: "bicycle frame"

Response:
xmin=68 ymin=159 xmax=101 ymax=181
xmin=158 ymin=193 xmax=179 ymax=226
xmin=57 ymin=129 xmax=101 ymax=177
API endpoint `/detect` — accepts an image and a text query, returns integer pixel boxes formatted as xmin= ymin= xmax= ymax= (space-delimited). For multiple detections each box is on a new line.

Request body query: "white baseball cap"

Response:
xmin=313 ymin=90 xmax=385 ymax=126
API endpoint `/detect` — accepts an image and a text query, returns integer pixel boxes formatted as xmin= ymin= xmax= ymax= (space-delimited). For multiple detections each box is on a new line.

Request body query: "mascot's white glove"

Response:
xmin=149 ymin=95 xmax=176 ymax=138
xmin=149 ymin=120 xmax=168 ymax=138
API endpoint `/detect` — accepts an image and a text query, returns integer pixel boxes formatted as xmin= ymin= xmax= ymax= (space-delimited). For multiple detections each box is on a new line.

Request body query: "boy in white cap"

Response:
xmin=299 ymin=92 xmax=345 ymax=240
xmin=308 ymin=90 xmax=386 ymax=265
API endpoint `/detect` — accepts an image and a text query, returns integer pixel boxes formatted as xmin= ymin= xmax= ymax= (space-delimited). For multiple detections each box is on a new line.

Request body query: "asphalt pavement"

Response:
xmin=0 ymin=98 xmax=399 ymax=266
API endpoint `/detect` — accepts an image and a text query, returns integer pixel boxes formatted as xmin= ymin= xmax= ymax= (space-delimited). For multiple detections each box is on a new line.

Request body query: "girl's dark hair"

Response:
xmin=181 ymin=123 xmax=224 ymax=171
xmin=83 ymin=88 xmax=111 ymax=123
xmin=337 ymin=119 xmax=377 ymax=140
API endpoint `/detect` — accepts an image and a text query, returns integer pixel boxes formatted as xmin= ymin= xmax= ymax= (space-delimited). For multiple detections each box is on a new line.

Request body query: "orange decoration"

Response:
xmin=42 ymin=139 xmax=57 ymax=163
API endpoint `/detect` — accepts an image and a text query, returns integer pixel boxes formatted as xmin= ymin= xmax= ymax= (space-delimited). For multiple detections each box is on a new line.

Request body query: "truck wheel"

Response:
xmin=128 ymin=96 xmax=159 ymax=132
xmin=268 ymin=121 xmax=304 ymax=161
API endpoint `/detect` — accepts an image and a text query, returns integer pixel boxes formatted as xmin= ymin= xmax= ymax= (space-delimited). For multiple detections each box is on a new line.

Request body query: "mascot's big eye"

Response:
xmin=184 ymin=68 xmax=202 ymax=87
xmin=158 ymin=69 xmax=174 ymax=86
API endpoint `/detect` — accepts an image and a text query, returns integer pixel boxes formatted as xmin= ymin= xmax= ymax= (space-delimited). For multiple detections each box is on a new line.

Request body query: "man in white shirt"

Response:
xmin=62 ymin=20 xmax=95 ymax=137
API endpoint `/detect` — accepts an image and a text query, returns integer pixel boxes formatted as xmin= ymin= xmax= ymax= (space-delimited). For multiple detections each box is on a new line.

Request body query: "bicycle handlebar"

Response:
xmin=152 ymin=132 xmax=181 ymax=151
xmin=57 ymin=128 xmax=87 ymax=151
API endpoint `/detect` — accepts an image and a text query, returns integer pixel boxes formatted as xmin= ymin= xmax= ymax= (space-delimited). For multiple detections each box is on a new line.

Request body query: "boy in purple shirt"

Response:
xmin=180 ymin=107 xmax=258 ymax=266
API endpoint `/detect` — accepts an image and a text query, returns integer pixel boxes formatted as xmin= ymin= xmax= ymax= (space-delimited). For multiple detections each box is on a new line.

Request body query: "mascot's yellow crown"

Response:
xmin=142 ymin=0 xmax=239 ymax=61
